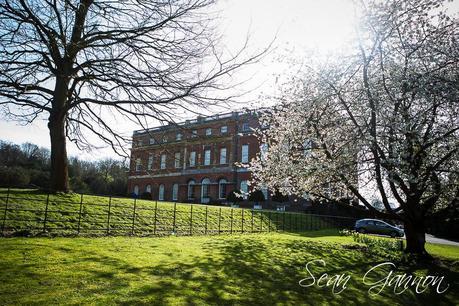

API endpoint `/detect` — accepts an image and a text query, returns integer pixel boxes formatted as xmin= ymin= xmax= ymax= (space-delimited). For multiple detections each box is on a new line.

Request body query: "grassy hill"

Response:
xmin=0 ymin=230 xmax=458 ymax=305
xmin=0 ymin=189 xmax=347 ymax=237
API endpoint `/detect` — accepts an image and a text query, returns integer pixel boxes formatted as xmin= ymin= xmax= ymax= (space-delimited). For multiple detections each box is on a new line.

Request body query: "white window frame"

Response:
xmin=241 ymin=144 xmax=249 ymax=163
xmin=160 ymin=154 xmax=166 ymax=169
xmin=218 ymin=179 xmax=227 ymax=199
xmin=188 ymin=180 xmax=195 ymax=199
xmin=172 ymin=183 xmax=179 ymax=201
xmin=204 ymin=149 xmax=211 ymax=166
xmin=158 ymin=184 xmax=165 ymax=201
xmin=221 ymin=126 xmax=228 ymax=134
xmin=189 ymin=151 xmax=196 ymax=167
xmin=135 ymin=158 xmax=142 ymax=171
xmin=205 ymin=128 xmax=212 ymax=136
xmin=147 ymin=154 xmax=153 ymax=170
xmin=240 ymin=180 xmax=248 ymax=200
xmin=174 ymin=152 xmax=181 ymax=168
xmin=145 ymin=184 xmax=152 ymax=194
xmin=191 ymin=130 xmax=198 ymax=138
xmin=176 ymin=133 xmax=182 ymax=141
xmin=242 ymin=122 xmax=250 ymax=132
xmin=201 ymin=178 xmax=210 ymax=202
xmin=133 ymin=185 xmax=139 ymax=196
xmin=149 ymin=138 xmax=155 ymax=145
xmin=219 ymin=148 xmax=227 ymax=164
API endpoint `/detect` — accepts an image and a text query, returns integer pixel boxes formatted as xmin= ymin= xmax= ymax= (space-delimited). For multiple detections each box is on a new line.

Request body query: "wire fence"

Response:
xmin=0 ymin=188 xmax=358 ymax=237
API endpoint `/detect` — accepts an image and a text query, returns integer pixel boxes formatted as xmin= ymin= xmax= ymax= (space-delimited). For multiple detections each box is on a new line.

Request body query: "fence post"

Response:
xmin=241 ymin=209 xmax=244 ymax=233
xmin=107 ymin=196 xmax=112 ymax=235
xmin=173 ymin=202 xmax=177 ymax=234
xmin=268 ymin=211 xmax=271 ymax=232
xmin=205 ymin=206 xmax=208 ymax=235
xmin=260 ymin=211 xmax=263 ymax=232
xmin=153 ymin=201 xmax=158 ymax=235
xmin=131 ymin=198 xmax=137 ymax=235
xmin=77 ymin=194 xmax=84 ymax=234
xmin=1 ymin=187 xmax=11 ymax=235
xmin=251 ymin=210 xmax=254 ymax=233
xmin=218 ymin=207 xmax=221 ymax=234
xmin=42 ymin=193 xmax=50 ymax=233
xmin=189 ymin=205 xmax=193 ymax=236
xmin=282 ymin=211 xmax=285 ymax=231
xmin=230 ymin=208 xmax=233 ymax=234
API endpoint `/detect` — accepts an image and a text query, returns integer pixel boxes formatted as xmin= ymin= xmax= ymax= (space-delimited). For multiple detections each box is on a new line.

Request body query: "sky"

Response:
xmin=1 ymin=0 xmax=458 ymax=160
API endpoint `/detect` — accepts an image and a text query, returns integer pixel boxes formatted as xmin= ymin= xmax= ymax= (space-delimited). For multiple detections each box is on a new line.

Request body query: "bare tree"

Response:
xmin=0 ymin=0 xmax=267 ymax=192
xmin=250 ymin=0 xmax=458 ymax=257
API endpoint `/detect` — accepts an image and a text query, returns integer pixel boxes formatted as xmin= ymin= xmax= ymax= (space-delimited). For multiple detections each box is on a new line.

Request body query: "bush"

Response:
xmin=249 ymin=190 xmax=265 ymax=203
xmin=272 ymin=190 xmax=289 ymax=203
xmin=227 ymin=189 xmax=243 ymax=204
xmin=141 ymin=192 xmax=152 ymax=200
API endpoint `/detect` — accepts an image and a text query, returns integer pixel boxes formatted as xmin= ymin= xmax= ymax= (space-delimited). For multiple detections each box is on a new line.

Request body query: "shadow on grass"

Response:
xmin=4 ymin=236 xmax=456 ymax=305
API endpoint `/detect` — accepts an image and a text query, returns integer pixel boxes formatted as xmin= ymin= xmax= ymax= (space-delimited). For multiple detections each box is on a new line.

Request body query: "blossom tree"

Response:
xmin=250 ymin=0 xmax=458 ymax=256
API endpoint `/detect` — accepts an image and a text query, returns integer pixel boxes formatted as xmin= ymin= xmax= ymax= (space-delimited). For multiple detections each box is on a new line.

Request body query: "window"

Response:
xmin=204 ymin=149 xmax=211 ymax=166
xmin=133 ymin=185 xmax=139 ymax=196
xmin=240 ymin=180 xmax=248 ymax=200
xmin=260 ymin=143 xmax=268 ymax=161
xmin=188 ymin=180 xmax=195 ymax=199
xmin=138 ymin=139 xmax=143 ymax=146
xmin=201 ymin=178 xmax=210 ymax=201
xmin=162 ymin=135 xmax=168 ymax=143
xmin=219 ymin=148 xmax=227 ymax=164
xmin=261 ymin=187 xmax=268 ymax=201
xmin=205 ymin=128 xmax=212 ymax=136
xmin=172 ymin=183 xmax=179 ymax=201
xmin=174 ymin=152 xmax=181 ymax=168
xmin=158 ymin=184 xmax=165 ymax=201
xmin=242 ymin=122 xmax=250 ymax=132
xmin=135 ymin=158 xmax=142 ymax=171
xmin=241 ymin=144 xmax=249 ymax=163
xmin=218 ymin=179 xmax=227 ymax=199
xmin=221 ymin=126 xmax=228 ymax=134
xmin=147 ymin=154 xmax=153 ymax=170
xmin=191 ymin=130 xmax=197 ymax=137
xmin=145 ymin=184 xmax=151 ymax=193
xmin=160 ymin=154 xmax=166 ymax=169
xmin=303 ymin=139 xmax=312 ymax=157
xmin=149 ymin=138 xmax=155 ymax=145
xmin=189 ymin=151 xmax=196 ymax=167
xmin=176 ymin=133 xmax=182 ymax=141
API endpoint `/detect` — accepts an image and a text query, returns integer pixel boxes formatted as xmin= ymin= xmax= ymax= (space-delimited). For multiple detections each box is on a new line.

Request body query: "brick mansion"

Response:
xmin=128 ymin=110 xmax=268 ymax=205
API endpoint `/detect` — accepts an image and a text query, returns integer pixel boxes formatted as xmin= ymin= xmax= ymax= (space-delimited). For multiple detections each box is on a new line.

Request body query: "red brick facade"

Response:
xmin=128 ymin=111 xmax=266 ymax=204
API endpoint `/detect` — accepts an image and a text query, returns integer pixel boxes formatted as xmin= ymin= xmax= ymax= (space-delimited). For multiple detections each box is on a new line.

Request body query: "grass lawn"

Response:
xmin=0 ymin=230 xmax=458 ymax=305
xmin=0 ymin=189 xmax=340 ymax=237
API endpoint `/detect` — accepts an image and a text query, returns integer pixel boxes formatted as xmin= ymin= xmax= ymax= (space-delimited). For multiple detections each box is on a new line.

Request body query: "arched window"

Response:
xmin=187 ymin=180 xmax=195 ymax=199
xmin=158 ymin=184 xmax=165 ymax=201
xmin=145 ymin=184 xmax=151 ymax=193
xmin=172 ymin=183 xmax=179 ymax=201
xmin=218 ymin=179 xmax=227 ymax=199
xmin=133 ymin=185 xmax=139 ymax=196
xmin=201 ymin=178 xmax=210 ymax=202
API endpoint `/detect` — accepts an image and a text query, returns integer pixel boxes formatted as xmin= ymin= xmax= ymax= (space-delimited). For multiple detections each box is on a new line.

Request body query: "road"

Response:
xmin=425 ymin=234 xmax=459 ymax=246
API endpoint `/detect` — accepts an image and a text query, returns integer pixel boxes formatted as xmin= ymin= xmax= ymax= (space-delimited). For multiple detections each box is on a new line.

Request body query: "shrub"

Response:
xmin=249 ymin=190 xmax=265 ymax=203
xmin=227 ymin=189 xmax=243 ymax=204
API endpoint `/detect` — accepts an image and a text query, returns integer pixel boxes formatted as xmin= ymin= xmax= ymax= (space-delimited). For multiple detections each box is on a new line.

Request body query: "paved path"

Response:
xmin=425 ymin=234 xmax=459 ymax=246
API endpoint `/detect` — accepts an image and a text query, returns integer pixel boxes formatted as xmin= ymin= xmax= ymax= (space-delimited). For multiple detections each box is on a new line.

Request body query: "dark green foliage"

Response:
xmin=227 ymin=189 xmax=243 ymax=204
xmin=271 ymin=190 xmax=289 ymax=203
xmin=248 ymin=190 xmax=265 ymax=203
xmin=0 ymin=140 xmax=128 ymax=195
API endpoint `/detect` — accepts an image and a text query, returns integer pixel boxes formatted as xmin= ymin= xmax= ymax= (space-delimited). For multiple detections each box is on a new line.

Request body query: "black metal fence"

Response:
xmin=0 ymin=188 xmax=358 ymax=237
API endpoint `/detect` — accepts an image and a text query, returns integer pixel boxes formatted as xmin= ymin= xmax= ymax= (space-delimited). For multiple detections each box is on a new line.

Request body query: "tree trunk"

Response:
xmin=48 ymin=113 xmax=70 ymax=193
xmin=403 ymin=217 xmax=429 ymax=256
